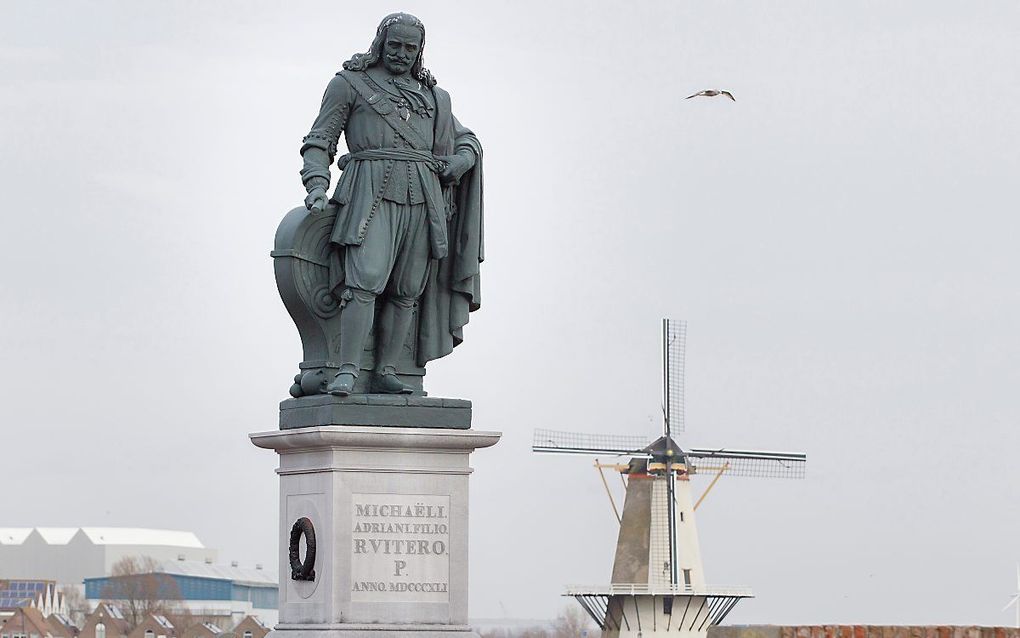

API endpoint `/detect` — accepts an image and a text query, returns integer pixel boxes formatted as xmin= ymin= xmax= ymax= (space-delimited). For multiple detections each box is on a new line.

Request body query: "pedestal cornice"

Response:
xmin=250 ymin=426 xmax=501 ymax=454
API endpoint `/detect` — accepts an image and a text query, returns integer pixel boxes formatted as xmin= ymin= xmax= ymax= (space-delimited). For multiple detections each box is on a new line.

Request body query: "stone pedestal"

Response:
xmin=279 ymin=395 xmax=472 ymax=430
xmin=251 ymin=406 xmax=499 ymax=638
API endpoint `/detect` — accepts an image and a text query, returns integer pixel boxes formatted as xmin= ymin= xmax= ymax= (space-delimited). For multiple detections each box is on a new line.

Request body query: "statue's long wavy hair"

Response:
xmin=343 ymin=13 xmax=437 ymax=88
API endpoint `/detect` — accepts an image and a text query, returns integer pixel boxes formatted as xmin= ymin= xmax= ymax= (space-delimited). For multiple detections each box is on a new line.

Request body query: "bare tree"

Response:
xmin=101 ymin=556 xmax=184 ymax=630
xmin=551 ymin=606 xmax=596 ymax=638
xmin=479 ymin=624 xmax=549 ymax=638
xmin=59 ymin=585 xmax=89 ymax=627
xmin=478 ymin=607 xmax=596 ymax=638
xmin=161 ymin=605 xmax=196 ymax=635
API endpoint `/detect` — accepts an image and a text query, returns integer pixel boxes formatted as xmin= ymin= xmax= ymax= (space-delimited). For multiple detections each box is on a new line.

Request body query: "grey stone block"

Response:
xmin=406 ymin=396 xmax=445 ymax=407
xmin=366 ymin=395 xmax=408 ymax=406
xmin=280 ymin=394 xmax=472 ymax=430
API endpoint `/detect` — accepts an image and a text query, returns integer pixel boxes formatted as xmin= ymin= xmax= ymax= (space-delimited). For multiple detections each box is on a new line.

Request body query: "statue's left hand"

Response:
xmin=438 ymin=154 xmax=472 ymax=186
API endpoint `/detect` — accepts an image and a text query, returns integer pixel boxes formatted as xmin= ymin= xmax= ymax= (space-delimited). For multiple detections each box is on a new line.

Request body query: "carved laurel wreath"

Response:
xmin=288 ymin=517 xmax=317 ymax=581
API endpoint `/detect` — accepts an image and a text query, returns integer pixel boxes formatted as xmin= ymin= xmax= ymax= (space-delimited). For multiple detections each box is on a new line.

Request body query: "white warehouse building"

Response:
xmin=0 ymin=527 xmax=217 ymax=585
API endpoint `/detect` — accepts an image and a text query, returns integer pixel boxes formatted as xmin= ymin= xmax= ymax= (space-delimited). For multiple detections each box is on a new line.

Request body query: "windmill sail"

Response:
xmin=686 ymin=448 xmax=806 ymax=479
xmin=532 ymin=429 xmax=651 ymax=456
xmin=662 ymin=319 xmax=688 ymax=587
xmin=663 ymin=319 xmax=687 ymax=434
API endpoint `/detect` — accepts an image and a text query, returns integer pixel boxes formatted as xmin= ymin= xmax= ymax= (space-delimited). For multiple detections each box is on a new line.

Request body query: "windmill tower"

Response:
xmin=534 ymin=319 xmax=806 ymax=638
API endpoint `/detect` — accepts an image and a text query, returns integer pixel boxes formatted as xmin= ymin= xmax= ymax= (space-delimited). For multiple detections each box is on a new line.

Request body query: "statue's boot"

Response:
xmin=325 ymin=371 xmax=356 ymax=396
xmin=372 ymin=297 xmax=416 ymax=395
xmin=372 ymin=372 xmax=414 ymax=394
xmin=326 ymin=289 xmax=376 ymax=396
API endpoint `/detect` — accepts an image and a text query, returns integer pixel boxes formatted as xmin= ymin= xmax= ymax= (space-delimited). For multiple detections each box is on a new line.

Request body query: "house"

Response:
xmin=80 ymin=604 xmax=129 ymax=638
xmin=45 ymin=615 xmax=78 ymax=638
xmin=126 ymin=616 xmax=175 ymax=638
xmin=0 ymin=607 xmax=54 ymax=638
xmin=0 ymin=581 xmax=66 ymax=619
xmin=180 ymin=623 xmax=220 ymax=638
xmin=229 ymin=617 xmax=267 ymax=638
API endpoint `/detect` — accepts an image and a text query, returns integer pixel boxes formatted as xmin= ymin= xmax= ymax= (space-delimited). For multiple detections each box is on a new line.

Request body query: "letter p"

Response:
xmin=393 ymin=560 xmax=407 ymax=576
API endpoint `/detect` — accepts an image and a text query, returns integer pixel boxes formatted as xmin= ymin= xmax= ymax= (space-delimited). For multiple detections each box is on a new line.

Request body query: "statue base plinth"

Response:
xmin=280 ymin=395 xmax=472 ymax=430
xmin=251 ymin=417 xmax=500 ymax=638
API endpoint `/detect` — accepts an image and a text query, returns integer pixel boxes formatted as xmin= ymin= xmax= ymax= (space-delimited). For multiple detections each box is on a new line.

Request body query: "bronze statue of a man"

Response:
xmin=299 ymin=12 xmax=483 ymax=396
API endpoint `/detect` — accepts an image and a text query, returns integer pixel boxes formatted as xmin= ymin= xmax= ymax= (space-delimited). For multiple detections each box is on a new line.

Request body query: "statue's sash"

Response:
xmin=338 ymin=71 xmax=432 ymax=152
xmin=333 ymin=70 xmax=450 ymax=260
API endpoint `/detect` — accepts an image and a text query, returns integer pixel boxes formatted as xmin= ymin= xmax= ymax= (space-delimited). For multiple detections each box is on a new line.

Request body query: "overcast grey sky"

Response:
xmin=2 ymin=0 xmax=1019 ymax=627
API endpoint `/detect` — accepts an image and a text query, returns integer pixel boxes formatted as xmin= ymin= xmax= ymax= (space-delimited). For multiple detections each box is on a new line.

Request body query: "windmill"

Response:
xmin=1005 ymin=563 xmax=1020 ymax=629
xmin=533 ymin=319 xmax=806 ymax=638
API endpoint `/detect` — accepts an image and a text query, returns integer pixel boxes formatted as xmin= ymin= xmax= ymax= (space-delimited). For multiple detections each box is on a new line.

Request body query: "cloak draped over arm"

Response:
xmin=416 ymin=92 xmax=483 ymax=366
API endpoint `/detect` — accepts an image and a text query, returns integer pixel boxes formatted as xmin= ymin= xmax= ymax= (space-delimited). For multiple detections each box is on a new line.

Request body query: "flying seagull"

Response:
xmin=686 ymin=90 xmax=735 ymax=101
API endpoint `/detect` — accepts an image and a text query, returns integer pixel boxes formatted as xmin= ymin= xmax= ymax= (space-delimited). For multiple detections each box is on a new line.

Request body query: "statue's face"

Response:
xmin=381 ymin=23 xmax=422 ymax=75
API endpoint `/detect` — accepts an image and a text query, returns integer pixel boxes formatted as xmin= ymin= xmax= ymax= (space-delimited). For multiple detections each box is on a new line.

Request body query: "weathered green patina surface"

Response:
xmin=273 ymin=13 xmax=483 ymax=400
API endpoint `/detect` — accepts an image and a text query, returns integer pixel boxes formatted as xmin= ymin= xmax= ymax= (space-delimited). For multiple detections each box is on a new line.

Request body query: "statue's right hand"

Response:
xmin=305 ymin=187 xmax=328 ymax=214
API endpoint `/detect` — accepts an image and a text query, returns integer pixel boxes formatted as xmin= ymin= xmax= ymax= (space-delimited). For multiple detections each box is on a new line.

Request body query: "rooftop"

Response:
xmin=153 ymin=615 xmax=174 ymax=630
xmin=0 ymin=529 xmax=32 ymax=545
xmin=158 ymin=560 xmax=276 ymax=587
xmin=84 ymin=560 xmax=276 ymax=588
xmin=0 ymin=528 xmax=205 ymax=548
xmin=0 ymin=580 xmax=54 ymax=610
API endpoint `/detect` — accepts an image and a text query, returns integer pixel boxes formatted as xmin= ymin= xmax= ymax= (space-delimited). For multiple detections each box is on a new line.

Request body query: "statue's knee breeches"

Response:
xmin=343 ymin=201 xmax=430 ymax=296
xmin=343 ymin=246 xmax=392 ymax=295
xmin=386 ymin=295 xmax=417 ymax=310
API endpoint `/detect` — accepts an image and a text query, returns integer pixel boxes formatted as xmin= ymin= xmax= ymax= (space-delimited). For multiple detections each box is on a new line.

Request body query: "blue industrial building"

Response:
xmin=84 ymin=560 xmax=277 ymax=626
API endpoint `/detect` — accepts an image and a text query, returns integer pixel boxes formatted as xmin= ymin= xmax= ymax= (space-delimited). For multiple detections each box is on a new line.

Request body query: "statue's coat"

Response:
xmin=303 ymin=70 xmax=483 ymax=367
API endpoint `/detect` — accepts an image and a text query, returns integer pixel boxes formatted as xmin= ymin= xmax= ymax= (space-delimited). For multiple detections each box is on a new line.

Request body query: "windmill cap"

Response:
xmin=642 ymin=435 xmax=686 ymax=460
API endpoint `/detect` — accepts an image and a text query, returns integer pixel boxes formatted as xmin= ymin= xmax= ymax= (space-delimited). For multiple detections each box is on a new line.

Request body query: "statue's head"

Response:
xmin=343 ymin=13 xmax=436 ymax=87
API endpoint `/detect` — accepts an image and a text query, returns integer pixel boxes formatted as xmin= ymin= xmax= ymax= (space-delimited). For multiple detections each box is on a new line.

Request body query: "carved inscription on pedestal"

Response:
xmin=350 ymin=493 xmax=450 ymax=603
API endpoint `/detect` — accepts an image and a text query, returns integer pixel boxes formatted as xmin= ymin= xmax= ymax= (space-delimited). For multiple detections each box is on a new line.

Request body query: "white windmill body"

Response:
xmin=597 ymin=456 xmax=720 ymax=638
xmin=534 ymin=320 xmax=807 ymax=638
